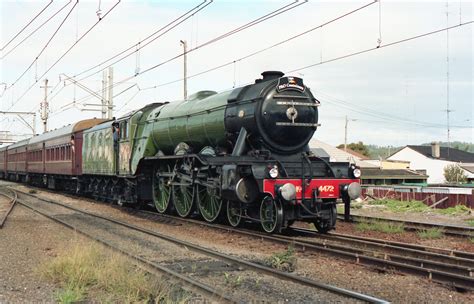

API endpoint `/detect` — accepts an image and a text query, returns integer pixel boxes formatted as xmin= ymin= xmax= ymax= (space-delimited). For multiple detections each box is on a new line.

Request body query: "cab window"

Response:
xmin=120 ymin=121 xmax=129 ymax=139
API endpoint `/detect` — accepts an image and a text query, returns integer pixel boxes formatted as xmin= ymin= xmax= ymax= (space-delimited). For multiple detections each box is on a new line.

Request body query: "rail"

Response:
xmin=0 ymin=187 xmax=18 ymax=228
xmin=337 ymin=214 xmax=474 ymax=238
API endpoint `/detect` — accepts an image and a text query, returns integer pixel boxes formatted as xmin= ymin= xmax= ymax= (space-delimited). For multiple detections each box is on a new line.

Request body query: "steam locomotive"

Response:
xmin=0 ymin=71 xmax=361 ymax=233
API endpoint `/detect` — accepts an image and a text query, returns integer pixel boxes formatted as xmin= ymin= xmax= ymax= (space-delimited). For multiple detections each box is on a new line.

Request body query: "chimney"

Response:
xmin=257 ymin=71 xmax=284 ymax=83
xmin=431 ymin=142 xmax=440 ymax=158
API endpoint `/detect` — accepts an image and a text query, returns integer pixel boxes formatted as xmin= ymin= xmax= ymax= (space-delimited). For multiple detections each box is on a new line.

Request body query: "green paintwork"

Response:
xmin=82 ymin=122 xmax=115 ymax=175
xmin=126 ymin=90 xmax=232 ymax=175
xmin=82 ymin=90 xmax=232 ymax=176
xmin=128 ymin=104 xmax=162 ymax=174
xmin=149 ymin=90 xmax=230 ymax=155
xmin=118 ymin=138 xmax=131 ymax=175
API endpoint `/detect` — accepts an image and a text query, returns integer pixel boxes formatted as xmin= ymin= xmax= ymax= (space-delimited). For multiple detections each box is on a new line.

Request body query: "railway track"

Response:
xmin=121 ymin=207 xmax=474 ymax=291
xmin=12 ymin=186 xmax=474 ymax=291
xmin=337 ymin=214 xmax=474 ymax=238
xmin=9 ymin=187 xmax=387 ymax=303
xmin=135 ymin=209 xmax=474 ymax=291
xmin=0 ymin=187 xmax=17 ymax=228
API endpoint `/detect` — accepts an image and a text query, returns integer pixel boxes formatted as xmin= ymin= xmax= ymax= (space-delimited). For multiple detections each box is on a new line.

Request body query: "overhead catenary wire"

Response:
xmin=8 ymin=0 xmax=122 ymax=111
xmin=50 ymin=0 xmax=307 ymax=115
xmin=317 ymin=91 xmax=471 ymax=129
xmin=150 ymin=0 xmax=378 ymax=89
xmin=49 ymin=82 xmax=137 ymax=117
xmin=286 ymin=20 xmax=473 ymax=73
xmin=74 ymin=0 xmax=304 ymax=86
xmin=315 ymin=89 xmax=466 ymax=128
xmin=322 ymin=114 xmax=464 ymax=131
xmin=138 ymin=0 xmax=306 ymax=77
xmin=42 ymin=0 xmax=211 ymax=105
xmin=66 ymin=14 xmax=474 ymax=123
xmin=1 ymin=0 xmax=73 ymax=60
xmin=5 ymin=1 xmax=79 ymax=91
xmin=11 ymin=2 xmax=472 ymax=139
xmin=72 ymin=0 xmax=210 ymax=79
xmin=0 ymin=0 xmax=54 ymax=51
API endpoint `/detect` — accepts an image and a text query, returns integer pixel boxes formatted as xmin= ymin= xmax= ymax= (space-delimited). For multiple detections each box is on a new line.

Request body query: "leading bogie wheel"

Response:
xmin=313 ymin=204 xmax=337 ymax=233
xmin=197 ymin=185 xmax=222 ymax=222
xmin=226 ymin=200 xmax=242 ymax=227
xmin=172 ymin=182 xmax=195 ymax=217
xmin=260 ymin=196 xmax=283 ymax=233
xmin=152 ymin=167 xmax=172 ymax=214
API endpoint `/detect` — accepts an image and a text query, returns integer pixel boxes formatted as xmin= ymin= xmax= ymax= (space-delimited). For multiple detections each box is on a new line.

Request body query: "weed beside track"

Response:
xmin=39 ymin=241 xmax=186 ymax=303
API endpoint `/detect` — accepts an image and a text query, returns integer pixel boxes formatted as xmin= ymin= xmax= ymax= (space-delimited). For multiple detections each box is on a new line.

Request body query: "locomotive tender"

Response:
xmin=0 ymin=71 xmax=361 ymax=233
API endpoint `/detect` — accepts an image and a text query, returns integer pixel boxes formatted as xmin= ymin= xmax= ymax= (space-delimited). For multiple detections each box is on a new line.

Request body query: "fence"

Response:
xmin=362 ymin=186 xmax=474 ymax=209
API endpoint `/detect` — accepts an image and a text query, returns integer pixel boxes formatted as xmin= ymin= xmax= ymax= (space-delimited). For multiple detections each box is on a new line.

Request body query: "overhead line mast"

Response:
xmin=40 ymin=79 xmax=52 ymax=133
xmin=180 ymin=40 xmax=188 ymax=100
xmin=445 ymin=1 xmax=451 ymax=151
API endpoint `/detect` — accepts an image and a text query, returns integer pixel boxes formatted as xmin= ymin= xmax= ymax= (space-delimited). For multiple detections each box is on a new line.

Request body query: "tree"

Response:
xmin=443 ymin=164 xmax=467 ymax=183
xmin=337 ymin=141 xmax=370 ymax=157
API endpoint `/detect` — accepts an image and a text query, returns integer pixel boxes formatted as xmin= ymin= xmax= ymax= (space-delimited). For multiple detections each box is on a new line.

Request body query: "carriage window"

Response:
xmin=120 ymin=121 xmax=128 ymax=139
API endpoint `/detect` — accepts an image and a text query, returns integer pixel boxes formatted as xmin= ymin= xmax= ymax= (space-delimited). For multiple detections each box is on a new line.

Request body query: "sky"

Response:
xmin=0 ymin=0 xmax=472 ymax=147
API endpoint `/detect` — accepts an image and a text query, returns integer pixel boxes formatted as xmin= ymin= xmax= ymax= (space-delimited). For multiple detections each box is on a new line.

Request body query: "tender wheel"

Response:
xmin=260 ymin=196 xmax=283 ymax=233
xmin=197 ymin=185 xmax=222 ymax=222
xmin=226 ymin=200 xmax=242 ymax=227
xmin=152 ymin=167 xmax=172 ymax=213
xmin=314 ymin=204 xmax=337 ymax=233
xmin=172 ymin=182 xmax=195 ymax=217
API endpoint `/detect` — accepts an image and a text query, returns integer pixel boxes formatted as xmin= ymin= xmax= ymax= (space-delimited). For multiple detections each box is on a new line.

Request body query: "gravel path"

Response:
xmin=0 ymin=205 xmax=70 ymax=303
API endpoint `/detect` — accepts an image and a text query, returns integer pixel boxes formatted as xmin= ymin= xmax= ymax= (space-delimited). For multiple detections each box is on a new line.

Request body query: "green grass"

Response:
xmin=368 ymin=199 xmax=429 ymax=213
xmin=368 ymin=199 xmax=473 ymax=216
xmin=223 ymin=272 xmax=243 ymax=287
xmin=55 ymin=285 xmax=84 ymax=304
xmin=417 ymin=228 xmax=444 ymax=239
xmin=337 ymin=203 xmax=362 ymax=214
xmin=39 ymin=241 xmax=187 ymax=303
xmin=465 ymin=219 xmax=474 ymax=227
xmin=436 ymin=205 xmax=472 ymax=215
xmin=356 ymin=220 xmax=405 ymax=234
xmin=265 ymin=245 xmax=297 ymax=272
